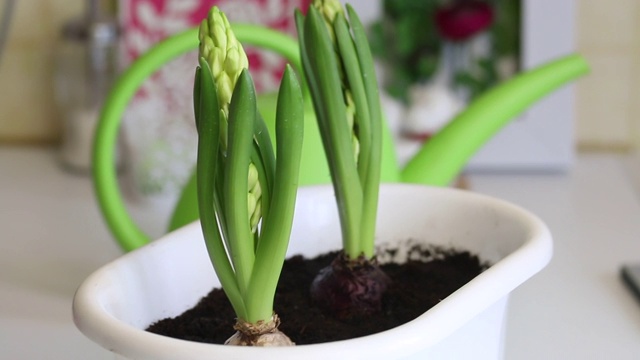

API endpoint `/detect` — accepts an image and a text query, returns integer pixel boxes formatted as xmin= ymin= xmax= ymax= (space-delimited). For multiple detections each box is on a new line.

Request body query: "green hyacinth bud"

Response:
xmin=312 ymin=0 xmax=359 ymax=163
xmin=199 ymin=7 xmax=262 ymax=235
xmin=199 ymin=6 xmax=249 ymax=120
xmin=345 ymin=90 xmax=359 ymax=162
xmin=247 ymin=163 xmax=262 ymax=232
xmin=312 ymin=0 xmax=343 ymax=42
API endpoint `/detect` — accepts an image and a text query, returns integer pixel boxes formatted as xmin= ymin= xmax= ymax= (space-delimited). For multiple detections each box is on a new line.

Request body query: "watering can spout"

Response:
xmin=401 ymin=53 xmax=590 ymax=186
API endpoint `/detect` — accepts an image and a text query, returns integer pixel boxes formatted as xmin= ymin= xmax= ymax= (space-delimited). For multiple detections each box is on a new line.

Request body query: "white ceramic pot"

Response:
xmin=73 ymin=184 xmax=552 ymax=360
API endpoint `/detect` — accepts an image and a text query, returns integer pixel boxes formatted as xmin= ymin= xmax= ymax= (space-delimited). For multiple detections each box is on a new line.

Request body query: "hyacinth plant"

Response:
xmin=194 ymin=7 xmax=303 ymax=346
xmin=295 ymin=0 xmax=390 ymax=319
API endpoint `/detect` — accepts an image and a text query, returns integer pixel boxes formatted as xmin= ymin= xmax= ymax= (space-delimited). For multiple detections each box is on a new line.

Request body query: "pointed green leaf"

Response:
xmin=304 ymin=6 xmax=363 ymax=257
xmin=346 ymin=4 xmax=383 ymax=258
xmin=248 ymin=65 xmax=304 ymax=323
xmin=251 ymin=113 xmax=276 ymax=223
xmin=223 ymin=69 xmax=257 ymax=295
xmin=193 ymin=66 xmax=202 ymax=131
xmin=333 ymin=12 xmax=372 ymax=187
xmin=195 ymin=58 xmax=246 ymax=318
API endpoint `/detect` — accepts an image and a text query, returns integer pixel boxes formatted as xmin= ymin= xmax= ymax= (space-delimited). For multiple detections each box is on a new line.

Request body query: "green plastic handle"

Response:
xmin=401 ymin=54 xmax=590 ymax=186
xmin=93 ymin=25 xmax=302 ymax=252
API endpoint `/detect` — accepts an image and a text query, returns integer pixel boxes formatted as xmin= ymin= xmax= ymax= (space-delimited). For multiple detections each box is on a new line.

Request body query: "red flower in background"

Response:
xmin=435 ymin=1 xmax=494 ymax=42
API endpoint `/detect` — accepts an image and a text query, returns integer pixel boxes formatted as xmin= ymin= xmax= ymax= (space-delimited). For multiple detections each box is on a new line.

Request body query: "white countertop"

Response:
xmin=1 ymin=147 xmax=639 ymax=359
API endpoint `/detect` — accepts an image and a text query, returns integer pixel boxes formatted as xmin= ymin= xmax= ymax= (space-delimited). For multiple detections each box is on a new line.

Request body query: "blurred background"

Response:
xmin=1 ymin=1 xmax=639 ymax=359
xmin=1 ymin=0 xmax=639 ymax=207
xmin=0 ymin=0 xmax=637 ymax=150
xmin=1 ymin=0 xmax=638 ymax=245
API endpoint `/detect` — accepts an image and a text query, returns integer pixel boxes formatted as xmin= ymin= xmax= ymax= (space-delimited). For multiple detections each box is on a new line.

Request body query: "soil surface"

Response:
xmin=147 ymin=247 xmax=487 ymax=345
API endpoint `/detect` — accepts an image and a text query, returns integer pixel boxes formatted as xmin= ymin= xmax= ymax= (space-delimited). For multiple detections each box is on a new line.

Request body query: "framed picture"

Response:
xmin=350 ymin=0 xmax=578 ymax=172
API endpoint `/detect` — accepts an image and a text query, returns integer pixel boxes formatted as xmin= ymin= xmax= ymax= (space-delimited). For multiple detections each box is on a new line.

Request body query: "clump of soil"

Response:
xmin=147 ymin=246 xmax=487 ymax=345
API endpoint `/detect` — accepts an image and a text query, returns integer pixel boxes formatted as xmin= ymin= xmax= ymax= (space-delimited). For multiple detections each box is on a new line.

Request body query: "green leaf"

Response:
xmin=251 ymin=113 xmax=276 ymax=224
xmin=303 ymin=6 xmax=363 ymax=257
xmin=195 ymin=59 xmax=246 ymax=318
xmin=247 ymin=65 xmax=304 ymax=323
xmin=347 ymin=4 xmax=383 ymax=258
xmin=193 ymin=65 xmax=202 ymax=131
xmin=223 ymin=69 xmax=258 ymax=296
xmin=333 ymin=13 xmax=372 ymax=188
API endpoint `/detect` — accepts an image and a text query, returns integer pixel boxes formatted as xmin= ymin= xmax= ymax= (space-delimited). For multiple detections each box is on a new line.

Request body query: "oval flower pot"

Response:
xmin=73 ymin=184 xmax=552 ymax=360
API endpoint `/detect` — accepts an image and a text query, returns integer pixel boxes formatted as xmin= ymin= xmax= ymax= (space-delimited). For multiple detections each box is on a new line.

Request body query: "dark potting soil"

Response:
xmin=147 ymin=247 xmax=487 ymax=345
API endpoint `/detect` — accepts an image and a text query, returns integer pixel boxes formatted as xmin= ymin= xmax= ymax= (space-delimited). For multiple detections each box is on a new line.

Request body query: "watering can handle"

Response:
xmin=93 ymin=25 xmax=302 ymax=251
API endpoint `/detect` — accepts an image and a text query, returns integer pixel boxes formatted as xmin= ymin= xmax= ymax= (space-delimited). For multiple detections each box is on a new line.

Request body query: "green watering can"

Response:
xmin=94 ymin=24 xmax=589 ymax=252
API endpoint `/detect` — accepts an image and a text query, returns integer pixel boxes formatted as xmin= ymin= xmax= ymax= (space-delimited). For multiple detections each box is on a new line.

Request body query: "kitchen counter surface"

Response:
xmin=1 ymin=147 xmax=639 ymax=359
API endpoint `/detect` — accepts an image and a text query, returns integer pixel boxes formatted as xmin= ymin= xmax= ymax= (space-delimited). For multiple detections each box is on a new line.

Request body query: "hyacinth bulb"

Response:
xmin=310 ymin=253 xmax=391 ymax=320
xmin=224 ymin=315 xmax=294 ymax=346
